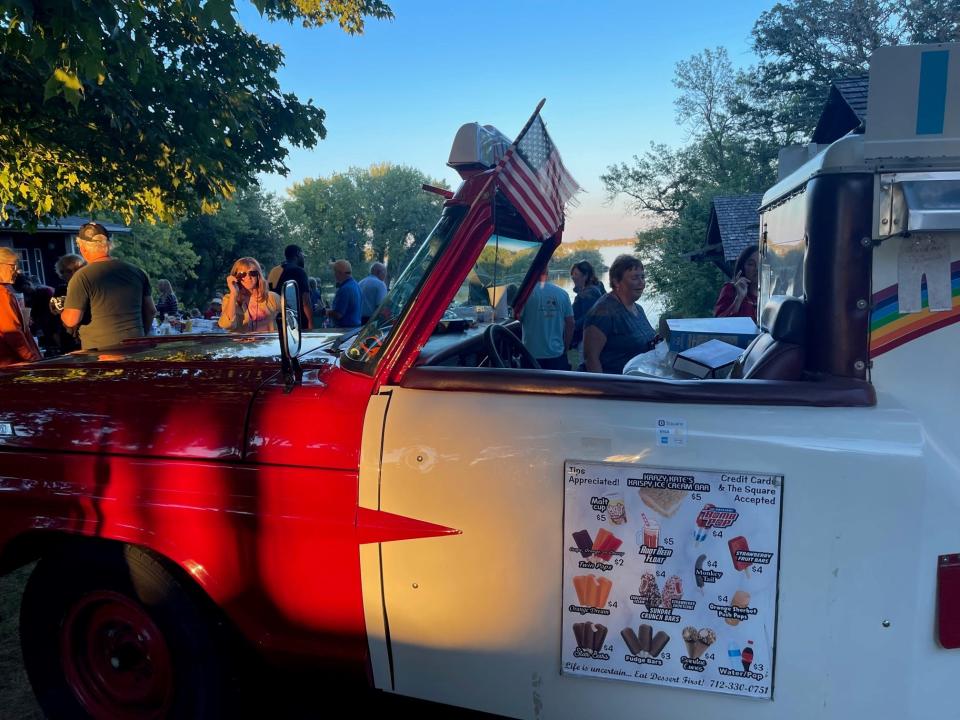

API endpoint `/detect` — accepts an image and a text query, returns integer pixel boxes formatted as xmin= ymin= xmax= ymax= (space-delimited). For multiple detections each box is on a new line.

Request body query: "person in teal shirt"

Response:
xmin=519 ymin=271 xmax=574 ymax=370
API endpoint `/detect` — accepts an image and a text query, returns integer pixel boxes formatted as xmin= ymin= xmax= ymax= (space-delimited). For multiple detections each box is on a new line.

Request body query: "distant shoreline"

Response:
xmin=556 ymin=238 xmax=636 ymax=250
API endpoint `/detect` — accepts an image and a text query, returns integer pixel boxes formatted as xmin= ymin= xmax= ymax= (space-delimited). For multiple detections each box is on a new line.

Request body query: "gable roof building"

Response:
xmin=687 ymin=193 xmax=763 ymax=276
xmin=811 ymin=74 xmax=869 ymax=144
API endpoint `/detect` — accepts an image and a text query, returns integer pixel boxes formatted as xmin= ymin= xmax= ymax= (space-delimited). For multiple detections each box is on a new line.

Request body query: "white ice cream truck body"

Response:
xmin=356 ymin=42 xmax=960 ymax=719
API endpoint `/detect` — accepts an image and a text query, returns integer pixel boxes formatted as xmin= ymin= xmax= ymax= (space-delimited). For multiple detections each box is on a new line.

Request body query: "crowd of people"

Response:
xmin=0 ymin=228 xmax=384 ymax=367
xmin=520 ymin=246 xmax=759 ymax=375
xmin=0 ymin=220 xmax=759 ymax=377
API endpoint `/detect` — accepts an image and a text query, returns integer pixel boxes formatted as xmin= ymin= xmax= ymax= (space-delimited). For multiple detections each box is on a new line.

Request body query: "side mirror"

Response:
xmin=279 ymin=280 xmax=302 ymax=391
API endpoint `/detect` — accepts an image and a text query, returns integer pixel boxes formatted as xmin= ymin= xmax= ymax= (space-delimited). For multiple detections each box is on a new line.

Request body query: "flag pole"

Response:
xmin=511 ymin=98 xmax=547 ymax=145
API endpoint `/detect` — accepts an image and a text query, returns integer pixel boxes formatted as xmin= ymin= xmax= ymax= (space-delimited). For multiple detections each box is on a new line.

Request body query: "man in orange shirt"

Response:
xmin=0 ymin=247 xmax=41 ymax=366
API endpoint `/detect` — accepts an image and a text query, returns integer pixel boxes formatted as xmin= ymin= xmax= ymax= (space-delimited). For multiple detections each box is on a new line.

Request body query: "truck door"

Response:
xmin=367 ymin=372 xmax=931 ymax=720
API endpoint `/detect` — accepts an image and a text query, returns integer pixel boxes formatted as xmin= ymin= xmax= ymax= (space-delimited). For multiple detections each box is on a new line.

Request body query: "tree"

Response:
xmin=738 ymin=0 xmax=960 ymax=145
xmin=284 ymin=163 xmax=447 ymax=282
xmin=0 ymin=0 xmax=393 ymax=226
xmin=359 ymin=163 xmax=451 ymax=270
xmin=604 ymin=48 xmax=775 ymax=317
xmin=113 ymin=221 xmax=200 ymax=293
xmin=176 ymin=188 xmax=291 ymax=307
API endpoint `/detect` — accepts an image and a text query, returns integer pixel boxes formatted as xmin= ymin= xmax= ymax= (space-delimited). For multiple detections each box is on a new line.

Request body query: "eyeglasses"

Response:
xmin=235 ymin=270 xmax=260 ymax=280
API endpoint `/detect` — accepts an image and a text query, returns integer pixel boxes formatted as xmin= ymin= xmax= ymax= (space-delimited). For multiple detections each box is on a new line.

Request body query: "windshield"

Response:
xmin=450 ymin=235 xmax=539 ymax=316
xmin=343 ymin=207 xmax=541 ymax=370
xmin=343 ymin=206 xmax=466 ymax=367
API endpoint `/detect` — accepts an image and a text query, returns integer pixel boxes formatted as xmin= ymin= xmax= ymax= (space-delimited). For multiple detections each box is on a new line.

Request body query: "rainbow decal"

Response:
xmin=870 ymin=261 xmax=960 ymax=357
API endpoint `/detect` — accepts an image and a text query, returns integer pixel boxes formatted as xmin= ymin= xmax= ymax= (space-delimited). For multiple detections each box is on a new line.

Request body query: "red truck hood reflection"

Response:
xmin=0 ymin=333 xmax=341 ymax=460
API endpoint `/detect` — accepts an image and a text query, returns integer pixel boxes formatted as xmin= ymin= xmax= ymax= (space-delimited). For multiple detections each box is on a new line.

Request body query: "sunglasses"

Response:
xmin=235 ymin=270 xmax=260 ymax=280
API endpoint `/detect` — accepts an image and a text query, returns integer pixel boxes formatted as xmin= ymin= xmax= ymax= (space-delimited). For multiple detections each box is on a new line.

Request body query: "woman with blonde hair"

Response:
xmin=0 ymin=247 xmax=41 ymax=365
xmin=218 ymin=257 xmax=281 ymax=333
xmin=155 ymin=278 xmax=179 ymax=322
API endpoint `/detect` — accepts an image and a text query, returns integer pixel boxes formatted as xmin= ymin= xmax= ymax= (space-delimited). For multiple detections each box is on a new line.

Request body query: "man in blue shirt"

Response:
xmin=358 ymin=262 xmax=388 ymax=324
xmin=520 ymin=271 xmax=574 ymax=370
xmin=326 ymin=259 xmax=362 ymax=328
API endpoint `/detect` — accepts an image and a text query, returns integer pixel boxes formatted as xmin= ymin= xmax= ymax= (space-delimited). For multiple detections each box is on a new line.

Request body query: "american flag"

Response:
xmin=496 ymin=113 xmax=581 ymax=240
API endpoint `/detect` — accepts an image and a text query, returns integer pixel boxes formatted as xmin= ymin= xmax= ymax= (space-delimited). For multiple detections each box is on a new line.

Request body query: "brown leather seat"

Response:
xmin=730 ymin=296 xmax=806 ymax=380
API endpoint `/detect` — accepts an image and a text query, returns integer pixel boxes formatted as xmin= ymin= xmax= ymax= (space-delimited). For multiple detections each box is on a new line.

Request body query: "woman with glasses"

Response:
xmin=0 ymin=247 xmax=41 ymax=366
xmin=218 ymin=257 xmax=281 ymax=333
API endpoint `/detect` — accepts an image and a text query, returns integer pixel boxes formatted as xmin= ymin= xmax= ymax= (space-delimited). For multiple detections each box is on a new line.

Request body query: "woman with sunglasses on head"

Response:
xmin=218 ymin=258 xmax=281 ymax=333
xmin=0 ymin=247 xmax=41 ymax=366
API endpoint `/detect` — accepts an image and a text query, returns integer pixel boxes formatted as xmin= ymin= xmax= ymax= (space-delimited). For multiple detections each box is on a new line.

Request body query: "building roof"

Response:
xmin=1 ymin=214 xmax=130 ymax=234
xmin=706 ymin=194 xmax=763 ymax=262
xmin=811 ymin=74 xmax=869 ymax=144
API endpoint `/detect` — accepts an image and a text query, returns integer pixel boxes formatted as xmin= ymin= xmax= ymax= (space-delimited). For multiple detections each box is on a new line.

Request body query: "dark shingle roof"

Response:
xmin=811 ymin=74 xmax=868 ymax=144
xmin=707 ymin=194 xmax=763 ymax=262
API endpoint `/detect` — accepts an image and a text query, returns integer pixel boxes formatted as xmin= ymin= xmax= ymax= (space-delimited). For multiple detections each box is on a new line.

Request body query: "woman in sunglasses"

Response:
xmin=0 ymin=247 xmax=41 ymax=365
xmin=218 ymin=257 xmax=281 ymax=333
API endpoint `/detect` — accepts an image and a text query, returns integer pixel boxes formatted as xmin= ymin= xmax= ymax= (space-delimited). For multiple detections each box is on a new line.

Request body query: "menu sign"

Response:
xmin=562 ymin=461 xmax=782 ymax=699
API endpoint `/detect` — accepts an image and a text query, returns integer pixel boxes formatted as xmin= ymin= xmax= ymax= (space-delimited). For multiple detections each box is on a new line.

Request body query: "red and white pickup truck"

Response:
xmin=2 ymin=42 xmax=960 ymax=720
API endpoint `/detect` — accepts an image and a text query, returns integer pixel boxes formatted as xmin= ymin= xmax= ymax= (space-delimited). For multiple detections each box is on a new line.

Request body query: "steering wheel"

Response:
xmin=483 ymin=324 xmax=541 ymax=370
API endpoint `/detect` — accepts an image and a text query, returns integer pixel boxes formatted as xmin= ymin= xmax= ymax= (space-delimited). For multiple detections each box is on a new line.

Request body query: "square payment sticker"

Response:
xmin=657 ymin=418 xmax=687 ymax=447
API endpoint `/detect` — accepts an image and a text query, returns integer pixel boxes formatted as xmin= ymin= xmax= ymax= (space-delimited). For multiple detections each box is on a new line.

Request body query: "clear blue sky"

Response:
xmin=238 ymin=0 xmax=776 ymax=240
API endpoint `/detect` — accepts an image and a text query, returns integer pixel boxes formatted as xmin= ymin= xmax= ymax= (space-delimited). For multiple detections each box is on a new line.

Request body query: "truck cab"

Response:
xmin=1 ymin=42 xmax=958 ymax=720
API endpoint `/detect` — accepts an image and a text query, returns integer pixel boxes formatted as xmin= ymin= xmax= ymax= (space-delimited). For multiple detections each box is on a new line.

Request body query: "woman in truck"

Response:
xmin=713 ymin=245 xmax=759 ymax=321
xmin=218 ymin=257 xmax=281 ymax=333
xmin=582 ymin=254 xmax=659 ymax=374
xmin=569 ymin=260 xmax=605 ymax=366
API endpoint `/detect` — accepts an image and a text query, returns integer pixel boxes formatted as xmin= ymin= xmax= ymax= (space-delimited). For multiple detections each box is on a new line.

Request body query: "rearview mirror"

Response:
xmin=279 ymin=280 xmax=302 ymax=390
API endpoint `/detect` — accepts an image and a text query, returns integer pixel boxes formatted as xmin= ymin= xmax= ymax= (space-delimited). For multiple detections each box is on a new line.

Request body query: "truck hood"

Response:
xmin=0 ymin=332 xmax=341 ymax=460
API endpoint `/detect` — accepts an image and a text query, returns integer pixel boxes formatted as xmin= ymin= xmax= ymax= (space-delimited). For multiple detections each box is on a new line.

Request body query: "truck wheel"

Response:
xmin=20 ymin=543 xmax=234 ymax=720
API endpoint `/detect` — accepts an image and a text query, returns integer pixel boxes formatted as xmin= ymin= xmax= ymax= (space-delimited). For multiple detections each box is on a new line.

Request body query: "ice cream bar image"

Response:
xmin=596 ymin=577 xmax=613 ymax=608
xmin=621 ymin=627 xmax=644 ymax=656
xmin=741 ymin=640 xmax=754 ymax=671
xmin=572 ymin=529 xmax=593 ymax=558
xmin=592 ymin=624 xmax=609 ymax=652
xmin=585 ymin=576 xmax=598 ymax=607
xmin=637 ymin=623 xmax=653 ymax=656
xmin=593 ymin=528 xmax=612 ymax=553
xmin=725 ymin=589 xmax=751 ymax=627
xmin=582 ymin=622 xmax=597 ymax=650
xmin=649 ymin=630 xmax=670 ymax=658
xmin=662 ymin=575 xmax=683 ymax=610
xmin=728 ymin=535 xmax=752 ymax=572
xmin=694 ymin=503 xmax=712 ymax=543
xmin=573 ymin=622 xmax=587 ymax=648
xmin=593 ymin=530 xmax=622 ymax=562
xmin=572 ymin=575 xmax=589 ymax=605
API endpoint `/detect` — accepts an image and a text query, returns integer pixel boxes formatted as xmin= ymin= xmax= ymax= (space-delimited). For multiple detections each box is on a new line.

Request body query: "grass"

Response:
xmin=0 ymin=564 xmax=44 ymax=719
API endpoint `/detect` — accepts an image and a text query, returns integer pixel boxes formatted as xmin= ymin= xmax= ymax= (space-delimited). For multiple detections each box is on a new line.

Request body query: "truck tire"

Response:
xmin=20 ymin=542 xmax=235 ymax=720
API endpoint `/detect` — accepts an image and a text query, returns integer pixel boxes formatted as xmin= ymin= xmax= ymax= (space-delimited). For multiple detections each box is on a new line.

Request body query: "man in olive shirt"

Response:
xmin=61 ymin=223 xmax=156 ymax=350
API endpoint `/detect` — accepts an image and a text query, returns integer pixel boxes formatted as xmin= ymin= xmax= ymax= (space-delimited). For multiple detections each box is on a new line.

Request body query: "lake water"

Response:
xmin=552 ymin=242 xmax=664 ymax=328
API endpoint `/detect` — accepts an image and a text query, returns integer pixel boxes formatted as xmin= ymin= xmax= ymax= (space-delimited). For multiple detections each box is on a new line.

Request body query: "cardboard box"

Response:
xmin=666 ymin=317 xmax=759 ymax=353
